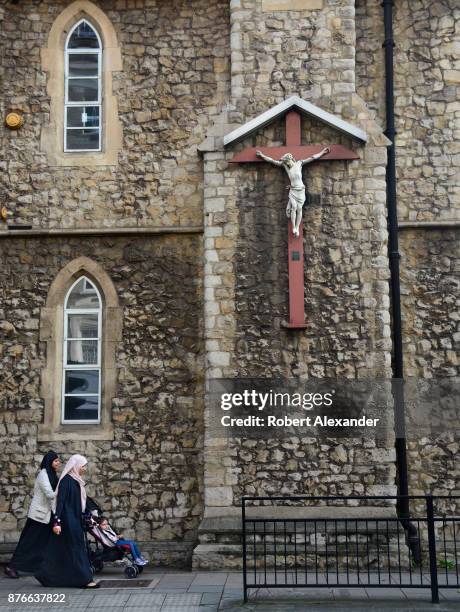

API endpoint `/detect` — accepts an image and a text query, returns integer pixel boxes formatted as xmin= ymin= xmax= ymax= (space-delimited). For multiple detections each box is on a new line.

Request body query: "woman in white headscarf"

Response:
xmin=35 ymin=454 xmax=99 ymax=588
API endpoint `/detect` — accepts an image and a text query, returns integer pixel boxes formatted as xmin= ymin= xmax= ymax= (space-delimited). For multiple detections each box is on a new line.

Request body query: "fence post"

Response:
xmin=242 ymin=498 xmax=248 ymax=602
xmin=426 ymin=495 xmax=439 ymax=604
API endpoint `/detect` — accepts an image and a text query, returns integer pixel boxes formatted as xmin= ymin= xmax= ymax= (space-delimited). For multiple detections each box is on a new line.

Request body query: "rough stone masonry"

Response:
xmin=0 ymin=0 xmax=458 ymax=568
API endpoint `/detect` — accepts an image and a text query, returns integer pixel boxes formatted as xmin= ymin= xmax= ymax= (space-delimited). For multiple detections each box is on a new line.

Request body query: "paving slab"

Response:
xmin=88 ymin=593 xmax=131 ymax=607
xmin=0 ymin=609 xmax=60 ymax=612
xmin=77 ymin=609 xmax=125 ymax=612
xmin=188 ymin=586 xmax=223 ymax=593
xmin=125 ymin=592 xmax=166 ymax=607
xmin=161 ymin=608 xmax=201 ymax=612
xmin=157 ymin=576 xmax=195 ymax=583
xmin=200 ymin=592 xmax=222 ymax=604
xmin=1 ymin=569 xmax=459 ymax=611
xmin=164 ymin=593 xmax=203 ymax=605
xmin=220 ymin=602 xmax=460 ymax=612
xmin=156 ymin=579 xmax=195 ymax=588
xmin=192 ymin=574 xmax=228 ymax=586
xmin=331 ymin=587 xmax=369 ymax=599
xmin=440 ymin=589 xmax=460 ymax=600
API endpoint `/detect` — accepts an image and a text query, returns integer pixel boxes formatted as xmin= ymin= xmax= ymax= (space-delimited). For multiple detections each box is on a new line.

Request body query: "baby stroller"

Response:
xmin=84 ymin=497 xmax=144 ymax=579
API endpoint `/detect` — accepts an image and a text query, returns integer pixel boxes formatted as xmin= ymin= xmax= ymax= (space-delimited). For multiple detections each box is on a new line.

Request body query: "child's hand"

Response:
xmin=118 ymin=533 xmax=123 ymax=539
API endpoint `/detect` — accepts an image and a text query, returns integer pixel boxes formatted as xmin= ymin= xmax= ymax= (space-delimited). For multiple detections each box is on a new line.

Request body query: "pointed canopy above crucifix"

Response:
xmin=224 ymin=95 xmax=368 ymax=148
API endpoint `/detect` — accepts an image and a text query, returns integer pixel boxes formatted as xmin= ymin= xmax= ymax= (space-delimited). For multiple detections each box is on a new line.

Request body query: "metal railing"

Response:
xmin=242 ymin=495 xmax=460 ymax=603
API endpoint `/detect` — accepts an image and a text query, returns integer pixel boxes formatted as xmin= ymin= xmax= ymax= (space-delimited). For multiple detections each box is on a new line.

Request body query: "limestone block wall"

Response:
xmin=0 ymin=0 xmax=230 ymax=228
xmin=0 ymin=235 xmax=204 ymax=546
xmin=356 ymin=0 xmax=460 ymax=222
xmin=400 ymin=229 xmax=459 ymax=498
xmin=232 ymin=118 xmax=394 ymax=500
xmin=230 ymin=0 xmax=357 ymax=118
xmin=202 ymin=109 xmax=396 ymax=507
xmin=400 ymin=230 xmax=459 ymax=380
xmin=356 ymin=1 xmax=460 ymax=499
xmin=199 ymin=0 xmax=399 ymax=512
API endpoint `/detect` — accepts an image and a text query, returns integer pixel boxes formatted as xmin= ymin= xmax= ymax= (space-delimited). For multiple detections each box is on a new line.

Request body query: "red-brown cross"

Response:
xmin=229 ymin=110 xmax=359 ymax=329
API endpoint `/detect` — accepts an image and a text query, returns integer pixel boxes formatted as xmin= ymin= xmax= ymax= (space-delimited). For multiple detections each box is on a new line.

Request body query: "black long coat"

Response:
xmin=35 ymin=475 xmax=92 ymax=587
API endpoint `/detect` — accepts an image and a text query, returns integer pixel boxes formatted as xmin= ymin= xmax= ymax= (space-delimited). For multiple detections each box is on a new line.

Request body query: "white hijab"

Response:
xmin=53 ymin=454 xmax=87 ymax=512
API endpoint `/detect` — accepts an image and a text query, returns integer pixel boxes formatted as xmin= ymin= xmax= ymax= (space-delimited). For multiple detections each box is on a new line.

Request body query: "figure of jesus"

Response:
xmin=256 ymin=147 xmax=330 ymax=237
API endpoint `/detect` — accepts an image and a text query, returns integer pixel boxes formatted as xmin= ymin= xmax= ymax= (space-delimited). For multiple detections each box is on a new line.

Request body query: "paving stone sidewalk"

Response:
xmin=0 ymin=568 xmax=459 ymax=612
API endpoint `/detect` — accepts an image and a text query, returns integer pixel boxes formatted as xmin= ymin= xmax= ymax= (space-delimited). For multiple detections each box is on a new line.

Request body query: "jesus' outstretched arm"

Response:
xmin=256 ymin=150 xmax=283 ymax=167
xmin=300 ymin=146 xmax=330 ymax=166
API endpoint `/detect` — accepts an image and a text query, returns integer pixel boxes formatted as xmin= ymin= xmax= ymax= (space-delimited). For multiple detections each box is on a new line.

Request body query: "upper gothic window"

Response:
xmin=64 ymin=20 xmax=102 ymax=152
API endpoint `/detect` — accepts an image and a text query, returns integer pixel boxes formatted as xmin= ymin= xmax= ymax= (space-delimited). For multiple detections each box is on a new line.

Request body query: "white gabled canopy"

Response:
xmin=223 ymin=95 xmax=368 ymax=146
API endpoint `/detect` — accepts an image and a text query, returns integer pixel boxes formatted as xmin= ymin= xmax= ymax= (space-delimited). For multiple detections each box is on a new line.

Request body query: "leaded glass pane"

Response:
xmin=68 ymin=54 xmax=99 ymax=77
xmin=66 ymin=106 xmax=100 ymax=128
xmin=67 ymin=340 xmax=98 ymax=365
xmin=64 ymin=396 xmax=99 ymax=421
xmin=68 ymin=21 xmax=100 ymax=49
xmin=65 ymin=370 xmax=99 ymax=394
xmin=66 ymin=278 xmax=100 ymax=309
xmin=68 ymin=78 xmax=99 ymax=102
xmin=66 ymin=128 xmax=100 ymax=150
xmin=67 ymin=314 xmax=98 ymax=338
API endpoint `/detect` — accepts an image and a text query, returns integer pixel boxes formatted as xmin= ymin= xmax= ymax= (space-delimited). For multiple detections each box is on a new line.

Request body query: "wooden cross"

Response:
xmin=230 ymin=110 xmax=359 ymax=329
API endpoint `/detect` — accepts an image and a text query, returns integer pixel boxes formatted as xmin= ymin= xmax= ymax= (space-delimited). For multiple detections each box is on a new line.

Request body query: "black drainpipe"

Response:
xmin=382 ymin=0 xmax=421 ymax=563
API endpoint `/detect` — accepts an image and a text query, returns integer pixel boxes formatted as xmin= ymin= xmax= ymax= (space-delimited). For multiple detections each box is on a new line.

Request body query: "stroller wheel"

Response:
xmin=136 ymin=565 xmax=144 ymax=574
xmin=124 ymin=565 xmax=138 ymax=579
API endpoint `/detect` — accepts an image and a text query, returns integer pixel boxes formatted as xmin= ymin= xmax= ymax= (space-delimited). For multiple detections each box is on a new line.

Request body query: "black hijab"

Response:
xmin=40 ymin=451 xmax=59 ymax=491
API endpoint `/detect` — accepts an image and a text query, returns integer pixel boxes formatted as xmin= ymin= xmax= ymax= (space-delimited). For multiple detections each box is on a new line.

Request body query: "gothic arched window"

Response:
xmin=41 ymin=1 xmax=122 ymax=166
xmin=62 ymin=276 xmax=102 ymax=423
xmin=64 ymin=19 xmax=102 ymax=152
xmin=39 ymin=257 xmax=121 ymax=442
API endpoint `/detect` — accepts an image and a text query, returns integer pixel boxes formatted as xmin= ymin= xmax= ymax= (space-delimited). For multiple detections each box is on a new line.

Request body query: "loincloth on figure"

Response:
xmin=286 ymin=186 xmax=306 ymax=216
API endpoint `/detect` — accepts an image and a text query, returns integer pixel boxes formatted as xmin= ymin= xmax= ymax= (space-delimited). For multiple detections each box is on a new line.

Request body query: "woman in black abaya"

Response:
xmin=35 ymin=454 xmax=98 ymax=589
xmin=5 ymin=451 xmax=61 ymax=578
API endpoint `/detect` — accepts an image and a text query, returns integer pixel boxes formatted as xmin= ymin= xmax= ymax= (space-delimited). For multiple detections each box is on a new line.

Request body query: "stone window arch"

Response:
xmin=41 ymin=1 xmax=122 ymax=166
xmin=39 ymin=257 xmax=122 ymax=441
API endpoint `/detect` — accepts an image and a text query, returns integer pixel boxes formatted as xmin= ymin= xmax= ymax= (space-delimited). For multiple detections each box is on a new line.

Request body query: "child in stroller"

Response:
xmin=85 ymin=497 xmax=148 ymax=579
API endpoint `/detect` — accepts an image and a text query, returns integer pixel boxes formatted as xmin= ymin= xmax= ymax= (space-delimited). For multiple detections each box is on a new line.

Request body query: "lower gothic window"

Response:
xmin=62 ymin=276 xmax=102 ymax=423
xmin=39 ymin=257 xmax=121 ymax=441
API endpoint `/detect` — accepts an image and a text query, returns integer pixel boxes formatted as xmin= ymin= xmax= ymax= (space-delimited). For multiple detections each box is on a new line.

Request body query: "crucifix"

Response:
xmin=230 ymin=110 xmax=359 ymax=329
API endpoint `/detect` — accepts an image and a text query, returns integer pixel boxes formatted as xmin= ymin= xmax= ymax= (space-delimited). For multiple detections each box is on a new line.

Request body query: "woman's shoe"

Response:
xmin=84 ymin=582 xmax=100 ymax=588
xmin=4 ymin=566 xmax=19 ymax=579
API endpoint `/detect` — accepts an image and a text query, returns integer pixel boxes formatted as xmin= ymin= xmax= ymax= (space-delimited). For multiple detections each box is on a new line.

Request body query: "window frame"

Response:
xmin=61 ymin=276 xmax=102 ymax=424
xmin=64 ymin=19 xmax=103 ymax=153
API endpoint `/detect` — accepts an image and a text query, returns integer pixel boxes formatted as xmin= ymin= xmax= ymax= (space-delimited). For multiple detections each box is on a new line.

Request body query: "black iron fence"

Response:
xmin=242 ymin=495 xmax=460 ymax=603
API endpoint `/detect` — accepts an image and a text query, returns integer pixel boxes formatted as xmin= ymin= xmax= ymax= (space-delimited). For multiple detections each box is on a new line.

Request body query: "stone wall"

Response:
xmin=233 ymin=116 xmax=390 ymax=380
xmin=202 ymin=106 xmax=396 ymax=508
xmin=230 ymin=0 xmax=356 ymax=119
xmin=0 ymin=0 xmax=458 ymax=568
xmin=0 ymin=0 xmax=230 ymax=228
xmin=0 ymin=234 xmax=204 ymax=553
xmin=230 ymin=116 xmax=394 ymax=500
xmin=356 ymin=1 xmax=460 ymax=499
xmin=356 ymin=0 xmax=460 ymax=222
xmin=400 ymin=229 xmax=460 ymax=500
xmin=400 ymin=229 xmax=459 ymax=380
